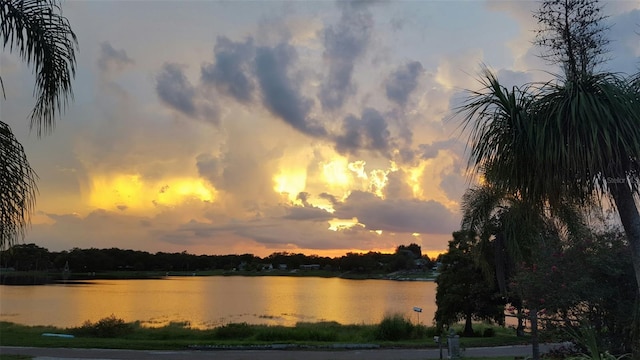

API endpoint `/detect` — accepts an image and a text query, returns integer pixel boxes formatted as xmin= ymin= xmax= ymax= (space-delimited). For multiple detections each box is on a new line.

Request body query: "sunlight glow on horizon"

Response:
xmin=328 ymin=217 xmax=361 ymax=231
xmin=88 ymin=173 xmax=216 ymax=213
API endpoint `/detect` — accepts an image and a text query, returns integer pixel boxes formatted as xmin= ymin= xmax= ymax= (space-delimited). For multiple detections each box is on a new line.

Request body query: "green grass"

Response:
xmin=0 ymin=316 xmax=534 ymax=351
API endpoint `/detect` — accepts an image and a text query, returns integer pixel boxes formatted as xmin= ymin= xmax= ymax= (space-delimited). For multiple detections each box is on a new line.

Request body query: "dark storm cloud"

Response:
xmin=319 ymin=1 xmax=374 ymax=110
xmin=195 ymin=153 xmax=223 ymax=184
xmin=334 ymin=108 xmax=392 ymax=156
xmin=255 ymin=43 xmax=327 ymax=137
xmin=418 ymin=143 xmax=440 ymax=159
xmin=319 ymin=192 xmax=339 ymax=206
xmin=296 ymin=192 xmax=311 ymax=206
xmin=283 ymin=206 xmax=333 ymax=221
xmin=397 ymin=147 xmax=416 ymax=164
xmin=334 ymin=190 xmax=459 ymax=234
xmin=418 ymin=139 xmax=463 ymax=160
xmin=156 ymin=63 xmax=197 ymax=117
xmin=97 ymin=42 xmax=133 ymax=74
xmin=201 ymin=36 xmax=255 ymax=103
xmin=385 ymin=61 xmax=423 ymax=106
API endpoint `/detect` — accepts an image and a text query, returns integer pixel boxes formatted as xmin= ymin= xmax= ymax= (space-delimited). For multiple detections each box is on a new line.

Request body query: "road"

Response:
xmin=1 ymin=343 xmax=569 ymax=360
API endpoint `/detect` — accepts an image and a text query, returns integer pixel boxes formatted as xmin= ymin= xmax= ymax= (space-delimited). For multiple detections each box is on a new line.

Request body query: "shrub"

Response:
xmin=73 ymin=315 xmax=132 ymax=338
xmin=375 ymin=313 xmax=414 ymax=341
xmin=483 ymin=327 xmax=495 ymax=337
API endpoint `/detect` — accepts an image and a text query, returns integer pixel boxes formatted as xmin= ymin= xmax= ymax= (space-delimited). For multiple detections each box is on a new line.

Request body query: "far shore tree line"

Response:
xmin=0 ymin=242 xmax=435 ymax=274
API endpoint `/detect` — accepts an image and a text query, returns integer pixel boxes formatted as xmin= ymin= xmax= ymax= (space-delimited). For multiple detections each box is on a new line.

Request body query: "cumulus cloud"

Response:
xmin=173 ymin=216 xmax=377 ymax=251
xmin=385 ymin=61 xmax=423 ymax=106
xmin=334 ymin=190 xmax=460 ymax=234
xmin=201 ymin=36 xmax=256 ymax=103
xmin=319 ymin=1 xmax=375 ymax=110
xmin=319 ymin=192 xmax=339 ymax=207
xmin=195 ymin=131 xmax=283 ymax=215
xmin=440 ymin=170 xmax=468 ymax=203
xmin=418 ymin=139 xmax=463 ymax=160
xmin=282 ymin=206 xmax=333 ymax=221
xmin=383 ymin=170 xmax=414 ymax=199
xmin=296 ymin=191 xmax=311 ymax=206
xmin=255 ymin=43 xmax=327 ymax=137
xmin=334 ymin=108 xmax=392 ymax=157
xmin=97 ymin=42 xmax=133 ymax=75
xmin=156 ymin=63 xmax=197 ymax=117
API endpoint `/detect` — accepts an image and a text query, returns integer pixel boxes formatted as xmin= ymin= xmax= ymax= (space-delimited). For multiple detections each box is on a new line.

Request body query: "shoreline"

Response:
xmin=0 ymin=269 xmax=437 ymax=285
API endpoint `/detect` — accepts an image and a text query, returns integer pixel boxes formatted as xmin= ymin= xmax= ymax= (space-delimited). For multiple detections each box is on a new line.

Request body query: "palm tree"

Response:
xmin=0 ymin=122 xmax=38 ymax=250
xmin=457 ymin=0 xmax=640 ymax=294
xmin=459 ymin=71 xmax=640 ymax=291
xmin=0 ymin=0 xmax=78 ymax=249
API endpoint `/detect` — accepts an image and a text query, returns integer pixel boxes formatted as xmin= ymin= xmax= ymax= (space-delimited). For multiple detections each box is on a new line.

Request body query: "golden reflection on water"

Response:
xmin=0 ymin=277 xmax=437 ymax=329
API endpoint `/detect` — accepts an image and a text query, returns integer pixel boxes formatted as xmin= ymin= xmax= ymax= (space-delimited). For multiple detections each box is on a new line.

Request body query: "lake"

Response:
xmin=0 ymin=276 xmax=437 ymax=329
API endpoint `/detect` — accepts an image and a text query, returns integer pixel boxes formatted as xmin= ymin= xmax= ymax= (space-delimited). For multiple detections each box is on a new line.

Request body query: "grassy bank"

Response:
xmin=0 ymin=315 xmax=532 ymax=351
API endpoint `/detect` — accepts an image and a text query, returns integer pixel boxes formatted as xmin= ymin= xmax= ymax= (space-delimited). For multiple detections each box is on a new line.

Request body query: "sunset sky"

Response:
xmin=1 ymin=0 xmax=638 ymax=258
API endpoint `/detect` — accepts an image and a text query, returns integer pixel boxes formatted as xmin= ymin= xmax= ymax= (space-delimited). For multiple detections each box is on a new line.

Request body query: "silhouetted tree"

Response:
xmin=435 ymin=231 xmax=505 ymax=336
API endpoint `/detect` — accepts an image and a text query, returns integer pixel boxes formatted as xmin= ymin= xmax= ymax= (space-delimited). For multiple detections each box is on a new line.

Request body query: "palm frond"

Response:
xmin=0 ymin=0 xmax=78 ymax=136
xmin=457 ymin=68 xmax=640 ymax=209
xmin=532 ymin=73 xmax=640 ymax=199
xmin=0 ymin=121 xmax=38 ymax=250
xmin=456 ymin=67 xmax=545 ymax=201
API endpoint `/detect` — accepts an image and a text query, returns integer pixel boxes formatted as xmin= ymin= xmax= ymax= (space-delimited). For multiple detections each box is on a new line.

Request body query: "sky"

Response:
xmin=1 ymin=0 xmax=639 ymax=258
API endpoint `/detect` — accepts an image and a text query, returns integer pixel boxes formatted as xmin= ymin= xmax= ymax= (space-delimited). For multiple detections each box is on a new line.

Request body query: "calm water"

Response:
xmin=0 ymin=276 xmax=436 ymax=328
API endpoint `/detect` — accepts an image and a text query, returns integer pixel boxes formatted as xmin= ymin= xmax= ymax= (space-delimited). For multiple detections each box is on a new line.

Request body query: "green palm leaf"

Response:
xmin=1 ymin=0 xmax=78 ymax=136
xmin=0 ymin=121 xmax=38 ymax=250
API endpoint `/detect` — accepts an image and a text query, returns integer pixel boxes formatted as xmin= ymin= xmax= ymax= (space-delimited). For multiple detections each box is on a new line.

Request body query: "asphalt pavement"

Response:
xmin=1 ymin=343 xmax=570 ymax=360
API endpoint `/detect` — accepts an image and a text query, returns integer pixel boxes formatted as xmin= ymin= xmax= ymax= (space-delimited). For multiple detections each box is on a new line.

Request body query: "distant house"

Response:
xmin=299 ymin=264 xmax=321 ymax=270
xmin=431 ymin=262 xmax=443 ymax=272
xmin=278 ymin=264 xmax=287 ymax=270
xmin=414 ymin=258 xmax=428 ymax=269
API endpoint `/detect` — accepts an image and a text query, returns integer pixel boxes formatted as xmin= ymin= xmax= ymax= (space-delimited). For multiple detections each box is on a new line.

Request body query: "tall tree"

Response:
xmin=434 ymin=230 xmax=505 ymax=337
xmin=0 ymin=0 xmax=78 ymax=249
xmin=534 ymin=0 xmax=610 ymax=81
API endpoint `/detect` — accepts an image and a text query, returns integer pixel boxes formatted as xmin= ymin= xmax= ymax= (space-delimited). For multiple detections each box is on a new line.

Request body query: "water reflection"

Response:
xmin=0 ymin=276 xmax=436 ymax=328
